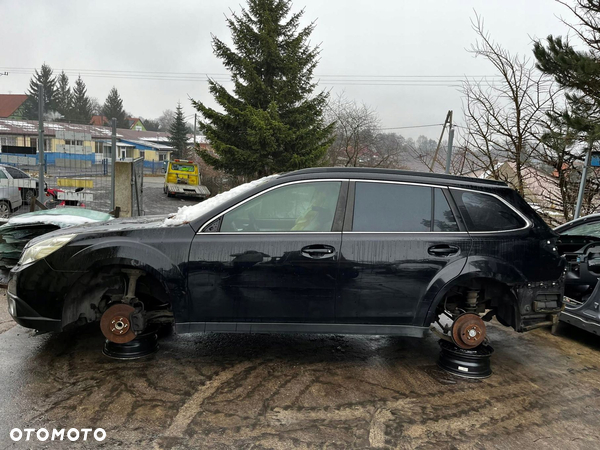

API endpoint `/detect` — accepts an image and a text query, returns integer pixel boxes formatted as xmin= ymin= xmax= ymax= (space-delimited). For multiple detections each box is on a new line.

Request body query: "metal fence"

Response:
xmin=0 ymin=124 xmax=115 ymax=218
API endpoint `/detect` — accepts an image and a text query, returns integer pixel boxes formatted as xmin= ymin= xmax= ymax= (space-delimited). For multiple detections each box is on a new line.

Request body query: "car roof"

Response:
xmin=278 ymin=167 xmax=509 ymax=188
xmin=555 ymin=213 xmax=600 ymax=232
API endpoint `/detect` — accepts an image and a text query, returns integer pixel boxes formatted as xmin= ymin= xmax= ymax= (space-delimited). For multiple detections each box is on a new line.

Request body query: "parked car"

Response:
xmin=555 ymin=214 xmax=600 ymax=335
xmin=0 ymin=164 xmax=45 ymax=204
xmin=164 ymin=159 xmax=210 ymax=199
xmin=7 ymin=168 xmax=565 ymax=351
xmin=0 ymin=185 xmax=23 ymax=219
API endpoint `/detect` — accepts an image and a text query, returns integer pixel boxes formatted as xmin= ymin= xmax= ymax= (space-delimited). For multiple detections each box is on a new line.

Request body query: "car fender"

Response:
xmin=55 ymin=237 xmax=188 ymax=322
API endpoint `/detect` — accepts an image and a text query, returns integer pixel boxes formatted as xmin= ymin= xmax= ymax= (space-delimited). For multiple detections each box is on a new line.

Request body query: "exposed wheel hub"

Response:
xmin=100 ymin=304 xmax=136 ymax=344
xmin=451 ymin=313 xmax=486 ymax=349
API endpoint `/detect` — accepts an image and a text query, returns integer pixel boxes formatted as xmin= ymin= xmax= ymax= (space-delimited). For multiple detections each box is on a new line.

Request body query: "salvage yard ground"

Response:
xmin=0 ymin=290 xmax=599 ymax=449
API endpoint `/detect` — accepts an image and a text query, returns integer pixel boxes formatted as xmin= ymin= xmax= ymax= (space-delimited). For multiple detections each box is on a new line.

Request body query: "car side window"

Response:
xmin=434 ymin=188 xmax=459 ymax=232
xmin=0 ymin=170 xmax=7 ymax=180
xmin=220 ymin=181 xmax=341 ymax=232
xmin=453 ymin=190 xmax=526 ymax=231
xmin=353 ymin=182 xmax=432 ymax=232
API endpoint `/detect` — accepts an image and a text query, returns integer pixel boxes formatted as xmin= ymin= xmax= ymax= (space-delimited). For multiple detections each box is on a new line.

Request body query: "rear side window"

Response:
xmin=353 ymin=182 xmax=432 ymax=232
xmin=452 ymin=190 xmax=526 ymax=231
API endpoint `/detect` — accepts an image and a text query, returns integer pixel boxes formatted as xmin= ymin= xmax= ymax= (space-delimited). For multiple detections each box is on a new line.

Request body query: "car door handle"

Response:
xmin=428 ymin=244 xmax=459 ymax=256
xmin=301 ymin=245 xmax=336 ymax=259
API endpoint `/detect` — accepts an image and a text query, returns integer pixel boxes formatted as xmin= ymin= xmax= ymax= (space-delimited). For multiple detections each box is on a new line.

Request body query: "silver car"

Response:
xmin=0 ymin=184 xmax=23 ymax=218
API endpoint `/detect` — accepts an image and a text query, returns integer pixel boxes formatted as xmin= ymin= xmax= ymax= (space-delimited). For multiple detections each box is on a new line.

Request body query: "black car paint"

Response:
xmin=8 ymin=168 xmax=565 ymax=335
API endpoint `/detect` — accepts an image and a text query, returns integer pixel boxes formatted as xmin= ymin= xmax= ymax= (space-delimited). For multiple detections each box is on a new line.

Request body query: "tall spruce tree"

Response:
xmin=533 ymin=1 xmax=600 ymax=137
xmin=23 ymin=63 xmax=57 ymax=120
xmin=193 ymin=0 xmax=334 ymax=177
xmin=102 ymin=87 xmax=128 ymax=128
xmin=169 ymin=103 xmax=189 ymax=159
xmin=54 ymin=71 xmax=72 ymax=120
xmin=71 ymin=76 xmax=93 ymax=124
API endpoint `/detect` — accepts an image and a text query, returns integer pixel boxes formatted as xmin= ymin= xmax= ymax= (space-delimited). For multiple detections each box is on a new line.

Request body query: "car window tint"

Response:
xmin=0 ymin=170 xmax=7 ymax=179
xmin=4 ymin=166 xmax=28 ymax=179
xmin=455 ymin=191 xmax=526 ymax=231
xmin=561 ymin=221 xmax=600 ymax=238
xmin=434 ymin=188 xmax=459 ymax=231
xmin=353 ymin=182 xmax=431 ymax=232
xmin=221 ymin=181 xmax=341 ymax=232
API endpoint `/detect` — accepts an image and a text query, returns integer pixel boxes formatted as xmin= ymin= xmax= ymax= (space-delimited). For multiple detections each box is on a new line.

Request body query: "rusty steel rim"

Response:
xmin=100 ymin=303 xmax=136 ymax=344
xmin=451 ymin=313 xmax=486 ymax=349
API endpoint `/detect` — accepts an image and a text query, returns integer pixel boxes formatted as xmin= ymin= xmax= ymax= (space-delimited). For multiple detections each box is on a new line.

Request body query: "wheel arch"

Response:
xmin=423 ymin=271 xmax=520 ymax=329
xmin=59 ymin=246 xmax=187 ymax=330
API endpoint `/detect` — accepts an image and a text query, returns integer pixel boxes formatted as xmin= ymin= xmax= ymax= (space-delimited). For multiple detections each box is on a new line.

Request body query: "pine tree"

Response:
xmin=54 ymin=71 xmax=72 ymax=120
xmin=193 ymin=0 xmax=334 ymax=177
xmin=533 ymin=1 xmax=600 ymax=137
xmin=71 ymin=76 xmax=93 ymax=124
xmin=23 ymin=63 xmax=57 ymax=120
xmin=102 ymin=87 xmax=128 ymax=128
xmin=169 ymin=103 xmax=189 ymax=159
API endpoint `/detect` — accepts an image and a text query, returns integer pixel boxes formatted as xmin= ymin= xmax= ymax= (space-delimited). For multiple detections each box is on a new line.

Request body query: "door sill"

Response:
xmin=175 ymin=322 xmax=429 ymax=337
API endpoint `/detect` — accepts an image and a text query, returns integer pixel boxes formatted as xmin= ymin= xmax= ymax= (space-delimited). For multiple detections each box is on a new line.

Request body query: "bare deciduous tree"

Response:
xmin=325 ymin=94 xmax=408 ymax=168
xmin=460 ymin=14 xmax=556 ymax=196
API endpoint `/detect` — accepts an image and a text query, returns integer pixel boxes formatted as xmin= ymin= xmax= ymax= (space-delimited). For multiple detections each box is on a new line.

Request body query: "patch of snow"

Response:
xmin=7 ymin=213 xmax=103 ymax=228
xmin=45 ymin=123 xmax=65 ymax=130
xmin=163 ymin=175 xmax=279 ymax=226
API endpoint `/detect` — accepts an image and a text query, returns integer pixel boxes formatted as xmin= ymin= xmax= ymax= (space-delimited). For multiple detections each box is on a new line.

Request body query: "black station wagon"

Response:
xmin=7 ymin=168 xmax=565 ymax=351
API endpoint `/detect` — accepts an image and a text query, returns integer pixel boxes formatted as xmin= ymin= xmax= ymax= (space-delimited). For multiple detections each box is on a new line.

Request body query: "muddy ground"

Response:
xmin=0 ymin=291 xmax=599 ymax=449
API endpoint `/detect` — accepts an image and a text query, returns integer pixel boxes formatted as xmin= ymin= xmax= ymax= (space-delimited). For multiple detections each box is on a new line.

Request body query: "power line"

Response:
xmin=0 ymin=66 xmax=504 ymax=79
xmin=380 ymin=123 xmax=445 ymax=130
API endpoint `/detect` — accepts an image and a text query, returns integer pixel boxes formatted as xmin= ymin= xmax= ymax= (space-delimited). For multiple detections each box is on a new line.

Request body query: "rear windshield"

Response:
xmin=170 ymin=163 xmax=195 ymax=172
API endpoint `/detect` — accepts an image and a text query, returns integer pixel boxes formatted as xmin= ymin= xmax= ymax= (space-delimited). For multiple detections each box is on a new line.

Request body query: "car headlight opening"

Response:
xmin=19 ymin=234 xmax=77 ymax=266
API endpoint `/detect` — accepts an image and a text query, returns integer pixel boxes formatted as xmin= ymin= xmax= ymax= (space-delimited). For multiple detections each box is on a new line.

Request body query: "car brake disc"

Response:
xmin=100 ymin=303 xmax=137 ymax=344
xmin=451 ymin=312 xmax=486 ymax=349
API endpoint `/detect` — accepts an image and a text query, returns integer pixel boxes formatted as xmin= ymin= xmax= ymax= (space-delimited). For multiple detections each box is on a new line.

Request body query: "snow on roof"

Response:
xmin=121 ymin=139 xmax=173 ymax=150
xmin=163 ymin=175 xmax=279 ymax=226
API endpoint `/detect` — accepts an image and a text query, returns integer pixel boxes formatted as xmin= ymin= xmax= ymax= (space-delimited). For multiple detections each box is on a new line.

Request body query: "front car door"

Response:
xmin=337 ymin=180 xmax=472 ymax=327
xmin=186 ymin=180 xmax=347 ymax=329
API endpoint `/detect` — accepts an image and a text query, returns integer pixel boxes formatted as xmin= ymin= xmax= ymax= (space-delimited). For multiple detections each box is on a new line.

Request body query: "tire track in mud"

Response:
xmin=1 ymin=320 xmax=599 ymax=449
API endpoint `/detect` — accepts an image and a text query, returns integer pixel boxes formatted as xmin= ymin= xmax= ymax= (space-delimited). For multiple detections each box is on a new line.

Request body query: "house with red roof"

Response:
xmin=0 ymin=94 xmax=28 ymax=119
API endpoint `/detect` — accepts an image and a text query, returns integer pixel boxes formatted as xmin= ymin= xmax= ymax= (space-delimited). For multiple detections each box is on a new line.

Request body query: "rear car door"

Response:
xmin=187 ymin=180 xmax=347 ymax=324
xmin=337 ymin=181 xmax=472 ymax=325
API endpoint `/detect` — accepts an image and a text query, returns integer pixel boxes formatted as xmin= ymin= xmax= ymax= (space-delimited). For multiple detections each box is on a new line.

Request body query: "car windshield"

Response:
xmin=561 ymin=221 xmax=600 ymax=238
xmin=4 ymin=166 xmax=29 ymax=179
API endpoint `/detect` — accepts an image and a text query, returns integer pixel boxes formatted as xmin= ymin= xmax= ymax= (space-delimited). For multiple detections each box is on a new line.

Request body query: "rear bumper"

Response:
xmin=165 ymin=183 xmax=210 ymax=198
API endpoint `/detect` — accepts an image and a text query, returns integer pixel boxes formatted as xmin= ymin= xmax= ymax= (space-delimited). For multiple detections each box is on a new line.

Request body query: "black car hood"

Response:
xmin=27 ymin=215 xmax=175 ymax=244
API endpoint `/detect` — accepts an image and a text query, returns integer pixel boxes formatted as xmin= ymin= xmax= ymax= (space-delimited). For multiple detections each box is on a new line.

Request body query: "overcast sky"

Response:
xmin=0 ymin=0 xmax=572 ymax=139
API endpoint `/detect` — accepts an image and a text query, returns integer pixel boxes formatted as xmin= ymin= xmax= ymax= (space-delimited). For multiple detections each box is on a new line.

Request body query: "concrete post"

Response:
xmin=114 ymin=161 xmax=133 ymax=217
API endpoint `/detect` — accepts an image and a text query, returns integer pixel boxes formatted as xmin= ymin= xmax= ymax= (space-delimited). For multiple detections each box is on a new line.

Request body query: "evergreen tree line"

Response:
xmin=23 ymin=64 xmax=130 ymax=128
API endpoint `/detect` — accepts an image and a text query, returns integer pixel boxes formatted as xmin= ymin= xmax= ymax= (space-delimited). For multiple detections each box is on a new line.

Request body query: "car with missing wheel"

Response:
xmin=7 ymin=167 xmax=565 ymax=355
xmin=555 ymin=214 xmax=600 ymax=336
